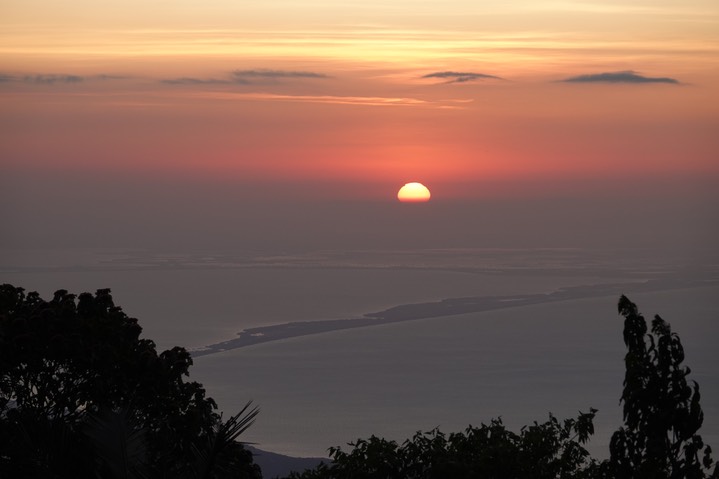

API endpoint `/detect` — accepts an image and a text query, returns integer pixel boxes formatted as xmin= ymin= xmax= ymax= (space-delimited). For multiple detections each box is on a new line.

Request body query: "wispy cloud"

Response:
xmin=232 ymin=69 xmax=330 ymax=80
xmin=96 ymin=74 xmax=132 ymax=81
xmin=212 ymin=92 xmax=425 ymax=107
xmin=161 ymin=77 xmax=239 ymax=85
xmin=0 ymin=73 xmax=133 ymax=85
xmin=28 ymin=74 xmax=84 ymax=84
xmin=161 ymin=69 xmax=329 ymax=86
xmin=188 ymin=91 xmax=471 ymax=109
xmin=560 ymin=70 xmax=679 ymax=84
xmin=0 ymin=73 xmax=85 ymax=84
xmin=422 ymin=71 xmax=503 ymax=84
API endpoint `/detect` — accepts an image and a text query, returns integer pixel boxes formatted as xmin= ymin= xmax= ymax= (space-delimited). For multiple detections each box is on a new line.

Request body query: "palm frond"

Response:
xmin=190 ymin=401 xmax=260 ymax=479
xmin=83 ymin=407 xmax=150 ymax=479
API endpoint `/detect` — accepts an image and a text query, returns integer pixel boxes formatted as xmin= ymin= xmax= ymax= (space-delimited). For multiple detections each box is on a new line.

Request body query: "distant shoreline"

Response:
xmin=191 ymin=277 xmax=717 ymax=357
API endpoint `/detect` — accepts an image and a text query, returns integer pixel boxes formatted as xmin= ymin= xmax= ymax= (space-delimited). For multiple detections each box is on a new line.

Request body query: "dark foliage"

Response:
xmin=284 ymin=295 xmax=718 ymax=479
xmin=609 ymin=295 xmax=718 ymax=478
xmin=3 ymin=283 xmax=716 ymax=479
xmin=0 ymin=284 xmax=261 ymax=479
xmin=285 ymin=412 xmax=602 ymax=478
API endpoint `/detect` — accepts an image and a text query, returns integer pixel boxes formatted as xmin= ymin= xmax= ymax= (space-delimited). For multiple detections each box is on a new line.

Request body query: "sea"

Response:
xmin=2 ymin=247 xmax=717 ymax=460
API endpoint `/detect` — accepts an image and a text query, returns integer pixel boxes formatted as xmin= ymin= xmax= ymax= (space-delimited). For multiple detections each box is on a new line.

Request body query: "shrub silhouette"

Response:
xmin=609 ymin=295 xmax=716 ymax=478
xmin=0 ymin=284 xmax=260 ymax=478
xmin=286 ymin=295 xmax=718 ymax=479
xmin=2 ymin=285 xmax=717 ymax=478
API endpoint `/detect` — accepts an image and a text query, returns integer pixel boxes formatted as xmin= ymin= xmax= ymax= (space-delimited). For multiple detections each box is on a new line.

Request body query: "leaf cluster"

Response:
xmin=286 ymin=295 xmax=719 ymax=479
xmin=610 ymin=295 xmax=718 ymax=478
xmin=286 ymin=410 xmax=602 ymax=479
xmin=0 ymin=284 xmax=260 ymax=478
xmin=3 ymin=283 xmax=717 ymax=479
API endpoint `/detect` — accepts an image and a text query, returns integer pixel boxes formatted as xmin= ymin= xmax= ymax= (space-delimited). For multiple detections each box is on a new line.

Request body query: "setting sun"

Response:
xmin=397 ymin=182 xmax=431 ymax=202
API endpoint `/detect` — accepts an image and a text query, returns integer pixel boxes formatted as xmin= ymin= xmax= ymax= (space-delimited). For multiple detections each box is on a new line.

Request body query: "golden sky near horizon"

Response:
xmin=1 ymin=0 xmax=718 ymax=199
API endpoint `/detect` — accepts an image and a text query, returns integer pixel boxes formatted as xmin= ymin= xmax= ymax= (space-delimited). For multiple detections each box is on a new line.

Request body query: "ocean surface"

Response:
xmin=2 ymin=247 xmax=717 ymax=459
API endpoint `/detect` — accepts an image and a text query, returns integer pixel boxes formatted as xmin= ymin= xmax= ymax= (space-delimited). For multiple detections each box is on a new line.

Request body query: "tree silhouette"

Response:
xmin=284 ymin=295 xmax=718 ymax=479
xmin=4 ymin=284 xmax=717 ymax=478
xmin=287 ymin=411 xmax=601 ymax=478
xmin=609 ymin=295 xmax=717 ymax=478
xmin=0 ymin=284 xmax=260 ymax=478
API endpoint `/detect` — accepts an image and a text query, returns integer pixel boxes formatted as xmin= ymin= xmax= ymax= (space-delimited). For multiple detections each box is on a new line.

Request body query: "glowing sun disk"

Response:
xmin=397 ymin=182 xmax=431 ymax=202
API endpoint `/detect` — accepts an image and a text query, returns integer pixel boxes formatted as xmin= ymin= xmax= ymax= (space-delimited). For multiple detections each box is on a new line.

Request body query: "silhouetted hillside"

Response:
xmin=248 ymin=446 xmax=327 ymax=479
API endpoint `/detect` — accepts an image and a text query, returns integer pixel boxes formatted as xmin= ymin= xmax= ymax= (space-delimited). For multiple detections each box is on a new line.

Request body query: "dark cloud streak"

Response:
xmin=0 ymin=73 xmax=85 ymax=84
xmin=96 ymin=74 xmax=132 ymax=81
xmin=24 ymin=74 xmax=84 ymax=84
xmin=422 ymin=71 xmax=503 ymax=84
xmin=161 ymin=77 xmax=243 ymax=85
xmin=0 ymin=73 xmax=131 ymax=85
xmin=561 ymin=70 xmax=679 ymax=84
xmin=232 ymin=69 xmax=329 ymax=80
xmin=160 ymin=69 xmax=329 ymax=86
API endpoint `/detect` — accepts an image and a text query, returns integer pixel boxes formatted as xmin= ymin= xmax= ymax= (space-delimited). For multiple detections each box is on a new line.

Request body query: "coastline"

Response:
xmin=190 ymin=277 xmax=716 ymax=357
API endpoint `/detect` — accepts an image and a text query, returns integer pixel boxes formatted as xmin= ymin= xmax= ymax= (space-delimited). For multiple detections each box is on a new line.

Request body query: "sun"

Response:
xmin=397 ymin=182 xmax=431 ymax=202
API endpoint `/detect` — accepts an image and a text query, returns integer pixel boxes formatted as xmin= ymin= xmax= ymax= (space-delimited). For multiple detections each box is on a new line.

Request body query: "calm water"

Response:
xmin=2 ymin=248 xmax=642 ymax=351
xmin=190 ymin=287 xmax=719 ymax=459
xmin=2 ymin=248 xmax=717 ymax=459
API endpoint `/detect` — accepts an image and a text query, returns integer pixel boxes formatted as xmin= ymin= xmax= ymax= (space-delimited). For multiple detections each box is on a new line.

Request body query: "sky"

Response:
xmin=1 ymin=0 xmax=718 ymax=253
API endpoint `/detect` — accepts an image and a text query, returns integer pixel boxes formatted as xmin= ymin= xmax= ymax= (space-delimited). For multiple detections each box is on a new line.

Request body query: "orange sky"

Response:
xmin=1 ymin=0 xmax=718 ymax=201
